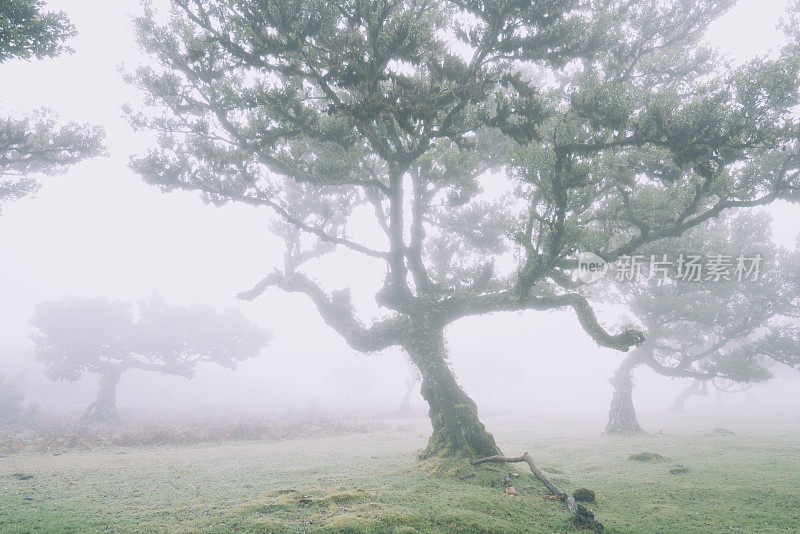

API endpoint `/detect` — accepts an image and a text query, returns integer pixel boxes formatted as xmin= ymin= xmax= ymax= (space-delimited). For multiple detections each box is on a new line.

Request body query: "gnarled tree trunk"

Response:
xmin=605 ymin=349 xmax=645 ymax=434
xmin=606 ymin=373 xmax=642 ymax=433
xmin=405 ymin=326 xmax=500 ymax=459
xmin=83 ymin=369 xmax=122 ymax=424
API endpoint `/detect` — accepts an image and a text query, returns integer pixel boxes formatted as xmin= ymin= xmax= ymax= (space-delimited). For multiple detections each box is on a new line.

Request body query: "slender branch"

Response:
xmin=224 ymin=186 xmax=390 ymax=260
xmin=472 ymin=453 xmax=603 ymax=532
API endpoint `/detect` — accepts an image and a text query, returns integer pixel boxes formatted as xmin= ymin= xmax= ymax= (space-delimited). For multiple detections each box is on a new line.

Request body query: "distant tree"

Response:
xmin=128 ymin=0 xmax=800 ymax=458
xmin=0 ymin=0 xmax=105 ymax=213
xmin=0 ymin=374 xmax=26 ymax=424
xmin=667 ymin=379 xmax=709 ymax=414
xmin=668 ymin=376 xmax=754 ymax=412
xmin=605 ymin=212 xmax=800 ymax=433
xmin=30 ymin=296 xmax=272 ymax=423
xmin=399 ymin=356 xmax=421 ymax=415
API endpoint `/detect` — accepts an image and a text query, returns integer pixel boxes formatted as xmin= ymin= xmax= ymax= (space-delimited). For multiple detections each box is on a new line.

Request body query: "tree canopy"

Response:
xmin=128 ymin=0 xmax=800 ymax=457
xmin=0 ymin=0 xmax=75 ymax=62
xmin=0 ymin=0 xmax=105 ymax=213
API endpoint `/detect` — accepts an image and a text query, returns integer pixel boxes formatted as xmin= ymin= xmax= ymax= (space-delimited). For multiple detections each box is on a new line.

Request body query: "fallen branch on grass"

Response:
xmin=471 ymin=453 xmax=603 ymax=532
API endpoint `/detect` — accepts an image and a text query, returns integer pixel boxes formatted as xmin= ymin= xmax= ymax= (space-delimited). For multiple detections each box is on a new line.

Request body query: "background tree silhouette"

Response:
xmin=31 ymin=295 xmax=272 ymax=423
xmin=0 ymin=374 xmax=26 ymax=424
xmin=604 ymin=212 xmax=800 ymax=433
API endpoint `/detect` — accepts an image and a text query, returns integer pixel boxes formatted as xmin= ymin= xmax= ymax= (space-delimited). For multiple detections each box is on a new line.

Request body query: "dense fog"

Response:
xmin=1 ymin=0 xmax=799 ymax=424
xmin=4 ymin=1 xmax=800 ymax=532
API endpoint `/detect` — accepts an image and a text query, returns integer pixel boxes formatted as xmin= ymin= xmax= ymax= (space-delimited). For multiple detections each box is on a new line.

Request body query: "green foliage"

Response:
xmin=0 ymin=0 xmax=75 ymax=62
xmin=0 ymin=2 xmax=105 ymax=212
xmin=127 ymin=0 xmax=800 ymax=298
xmin=0 ymin=110 xmax=105 ymax=213
xmin=0 ymin=111 xmax=105 ymax=173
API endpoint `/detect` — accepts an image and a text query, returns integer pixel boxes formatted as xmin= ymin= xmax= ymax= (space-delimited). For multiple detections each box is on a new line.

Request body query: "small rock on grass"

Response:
xmin=573 ymin=488 xmax=596 ymax=503
xmin=669 ymin=464 xmax=690 ymax=475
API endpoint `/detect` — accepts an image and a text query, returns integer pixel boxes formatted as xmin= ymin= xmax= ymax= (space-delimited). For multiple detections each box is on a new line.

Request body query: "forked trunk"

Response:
xmin=606 ymin=350 xmax=645 ymax=433
xmin=83 ymin=369 xmax=122 ymax=424
xmin=405 ymin=328 xmax=500 ymax=459
xmin=669 ymin=379 xmax=707 ymax=413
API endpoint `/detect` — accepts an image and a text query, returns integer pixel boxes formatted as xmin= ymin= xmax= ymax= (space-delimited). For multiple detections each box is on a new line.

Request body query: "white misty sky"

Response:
xmin=0 ymin=0 xmax=797 ymax=414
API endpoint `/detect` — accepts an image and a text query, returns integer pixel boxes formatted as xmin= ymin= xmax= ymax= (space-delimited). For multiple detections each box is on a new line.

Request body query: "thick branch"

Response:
xmin=643 ymin=357 xmax=715 ymax=380
xmin=445 ymin=291 xmax=644 ymax=352
xmin=406 ymin=170 xmax=434 ymax=292
xmin=381 ymin=168 xmax=414 ymax=306
xmin=238 ymin=270 xmax=404 ymax=352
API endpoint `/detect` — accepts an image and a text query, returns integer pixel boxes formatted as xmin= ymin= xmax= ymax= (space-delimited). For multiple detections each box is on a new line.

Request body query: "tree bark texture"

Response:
xmin=606 ymin=349 xmax=646 ymax=433
xmin=405 ymin=326 xmax=500 ymax=459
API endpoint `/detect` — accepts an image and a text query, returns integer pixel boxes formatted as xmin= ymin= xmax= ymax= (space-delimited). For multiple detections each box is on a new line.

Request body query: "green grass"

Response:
xmin=1 ymin=411 xmax=799 ymax=533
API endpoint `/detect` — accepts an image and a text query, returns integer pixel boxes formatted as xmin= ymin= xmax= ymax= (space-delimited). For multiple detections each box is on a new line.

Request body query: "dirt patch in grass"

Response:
xmin=0 ymin=415 xmax=383 ymax=454
xmin=628 ymin=451 xmax=666 ymax=462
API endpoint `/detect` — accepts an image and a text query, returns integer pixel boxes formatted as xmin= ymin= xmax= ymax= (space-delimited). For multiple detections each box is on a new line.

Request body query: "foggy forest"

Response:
xmin=1 ymin=0 xmax=800 ymax=532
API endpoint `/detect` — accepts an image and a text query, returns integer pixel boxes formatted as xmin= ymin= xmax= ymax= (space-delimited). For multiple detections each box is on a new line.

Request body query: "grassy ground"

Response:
xmin=1 ymin=411 xmax=799 ymax=533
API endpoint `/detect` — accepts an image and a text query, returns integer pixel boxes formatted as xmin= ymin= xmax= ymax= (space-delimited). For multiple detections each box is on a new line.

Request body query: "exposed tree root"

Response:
xmin=472 ymin=453 xmax=603 ymax=532
xmin=81 ymin=400 xmax=121 ymax=425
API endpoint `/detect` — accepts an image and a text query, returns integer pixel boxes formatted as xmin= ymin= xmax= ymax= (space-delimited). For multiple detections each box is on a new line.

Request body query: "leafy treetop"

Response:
xmin=0 ymin=0 xmax=75 ymax=62
xmin=128 ymin=0 xmax=800 ymax=356
xmin=31 ymin=295 xmax=272 ymax=381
